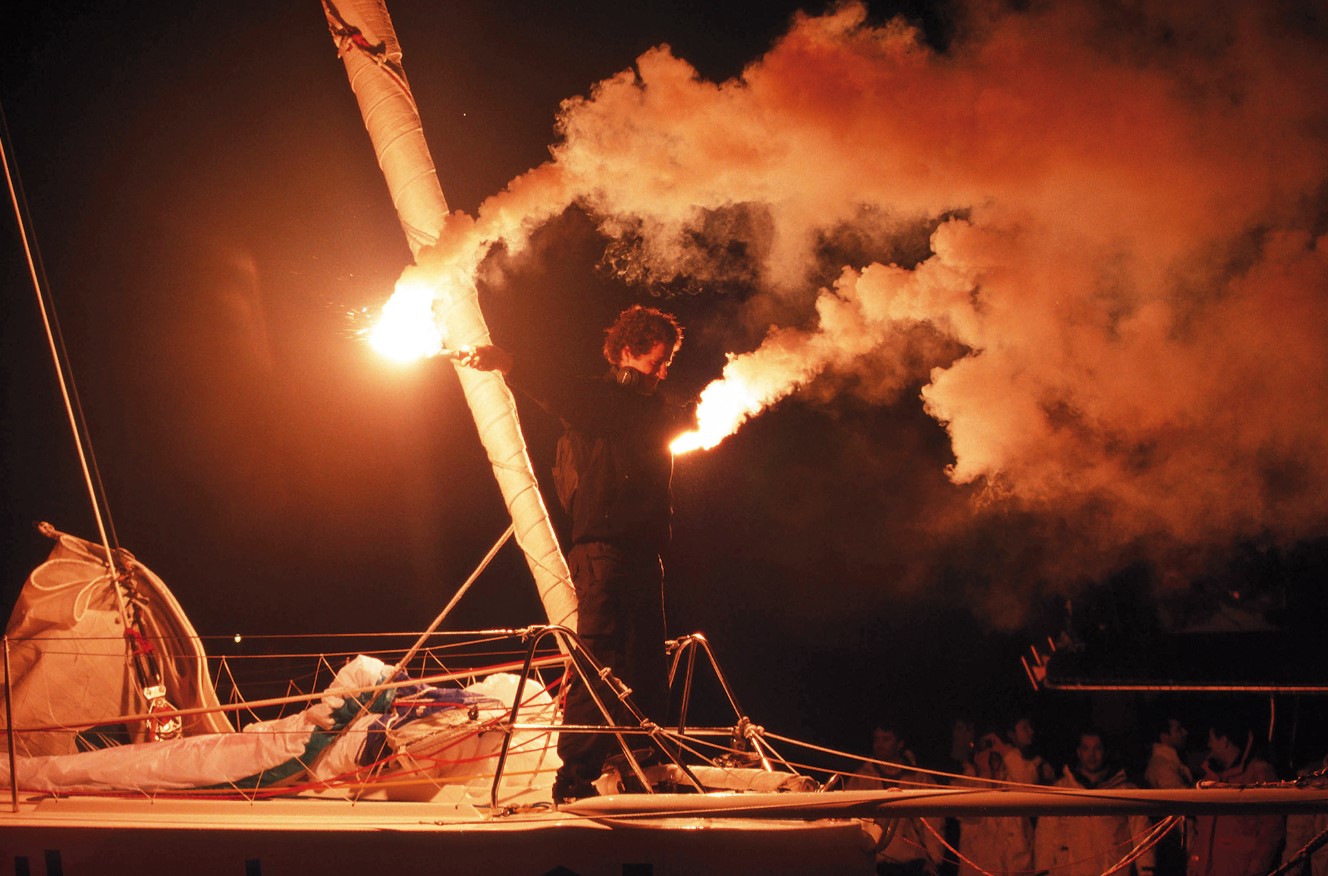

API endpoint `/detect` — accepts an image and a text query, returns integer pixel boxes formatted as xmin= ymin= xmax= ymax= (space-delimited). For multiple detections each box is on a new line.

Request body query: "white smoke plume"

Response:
xmin=406 ymin=0 xmax=1328 ymax=617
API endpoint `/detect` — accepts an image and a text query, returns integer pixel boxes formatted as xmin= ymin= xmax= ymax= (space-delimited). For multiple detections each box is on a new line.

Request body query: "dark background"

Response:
xmin=3 ymin=1 xmax=1326 ymax=777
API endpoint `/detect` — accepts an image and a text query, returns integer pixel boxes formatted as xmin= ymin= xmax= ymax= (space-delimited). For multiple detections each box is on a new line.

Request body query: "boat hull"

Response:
xmin=0 ymin=795 xmax=874 ymax=876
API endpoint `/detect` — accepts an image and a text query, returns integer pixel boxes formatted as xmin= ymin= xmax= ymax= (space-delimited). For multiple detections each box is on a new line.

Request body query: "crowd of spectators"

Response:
xmin=843 ymin=710 xmax=1325 ymax=876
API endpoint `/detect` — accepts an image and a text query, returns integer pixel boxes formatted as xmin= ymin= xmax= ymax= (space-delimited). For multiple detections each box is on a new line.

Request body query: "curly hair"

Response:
xmin=602 ymin=304 xmax=682 ymax=365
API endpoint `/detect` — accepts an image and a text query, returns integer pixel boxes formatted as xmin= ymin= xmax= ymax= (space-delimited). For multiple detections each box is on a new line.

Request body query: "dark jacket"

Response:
xmin=1189 ymin=752 xmax=1284 ymax=876
xmin=509 ymin=364 xmax=692 ymax=552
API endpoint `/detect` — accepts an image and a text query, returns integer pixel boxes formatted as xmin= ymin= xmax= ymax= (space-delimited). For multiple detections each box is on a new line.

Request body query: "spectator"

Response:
xmin=846 ymin=724 xmax=943 ymax=875
xmin=1003 ymin=715 xmax=1055 ymax=786
xmin=939 ymin=717 xmax=977 ymax=876
xmin=1189 ymin=717 xmax=1285 ymax=876
xmin=1146 ymin=714 xmax=1195 ymax=790
xmin=847 ymin=724 xmax=919 ymax=790
xmin=946 ymin=718 xmax=976 ymax=775
xmin=1145 ymin=713 xmax=1194 ymax=876
xmin=1035 ymin=729 xmax=1157 ymax=876
xmin=957 ymin=734 xmax=1033 ymax=875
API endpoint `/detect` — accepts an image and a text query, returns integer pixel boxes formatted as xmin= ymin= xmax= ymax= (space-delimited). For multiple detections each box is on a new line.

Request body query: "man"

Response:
xmin=1189 ymin=719 xmax=1284 ymax=876
xmin=462 ymin=305 xmax=690 ymax=804
xmin=846 ymin=724 xmax=919 ymax=791
xmin=1034 ymin=729 xmax=1156 ymax=876
xmin=958 ymin=734 xmax=1033 ymax=876
xmin=1146 ymin=715 xmax=1194 ymax=790
xmin=1003 ymin=715 xmax=1055 ymax=786
xmin=1145 ymin=714 xmax=1195 ymax=876
xmin=845 ymin=724 xmax=942 ymax=876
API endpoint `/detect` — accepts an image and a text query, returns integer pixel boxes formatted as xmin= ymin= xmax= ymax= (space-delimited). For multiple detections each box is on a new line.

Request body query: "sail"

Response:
xmin=1 ymin=525 xmax=233 ymax=758
xmin=322 ymin=0 xmax=576 ymax=632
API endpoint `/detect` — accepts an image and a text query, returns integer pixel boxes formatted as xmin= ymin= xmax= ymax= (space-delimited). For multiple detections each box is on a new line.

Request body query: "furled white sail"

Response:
xmin=322 ymin=0 xmax=576 ymax=631
xmin=1 ymin=526 xmax=234 ymax=758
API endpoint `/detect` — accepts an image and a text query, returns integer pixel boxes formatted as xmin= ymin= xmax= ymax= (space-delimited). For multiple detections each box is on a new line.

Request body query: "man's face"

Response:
xmin=619 ymin=341 xmax=674 ymax=381
xmin=872 ymin=728 xmax=903 ymax=761
xmin=1077 ymin=734 xmax=1105 ymax=775
xmin=1163 ymin=719 xmax=1188 ymax=750
xmin=1208 ymin=730 xmax=1239 ymax=768
xmin=1012 ymin=719 xmax=1035 ymax=749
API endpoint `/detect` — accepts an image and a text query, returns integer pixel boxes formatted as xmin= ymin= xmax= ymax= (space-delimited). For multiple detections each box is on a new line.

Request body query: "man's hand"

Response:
xmin=454 ymin=344 xmax=513 ymax=375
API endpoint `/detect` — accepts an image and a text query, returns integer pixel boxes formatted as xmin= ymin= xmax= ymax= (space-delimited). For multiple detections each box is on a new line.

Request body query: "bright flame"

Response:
xmin=366 ymin=278 xmax=444 ymax=362
xmin=671 ymin=337 xmax=826 ymax=455
xmin=670 ymin=371 xmax=766 ymax=455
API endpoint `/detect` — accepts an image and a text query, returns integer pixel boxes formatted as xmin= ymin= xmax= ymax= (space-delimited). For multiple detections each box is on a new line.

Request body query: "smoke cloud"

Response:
xmin=411 ymin=0 xmax=1328 ymax=624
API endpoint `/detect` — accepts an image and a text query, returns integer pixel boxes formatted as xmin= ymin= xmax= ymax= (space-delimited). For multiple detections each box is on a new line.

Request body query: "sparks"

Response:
xmin=365 ymin=277 xmax=444 ymax=362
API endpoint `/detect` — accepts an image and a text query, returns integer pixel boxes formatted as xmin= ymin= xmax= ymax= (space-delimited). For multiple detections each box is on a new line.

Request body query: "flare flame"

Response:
xmin=671 ymin=372 xmax=764 ymax=455
xmin=366 ymin=277 xmax=444 ymax=362
xmin=672 ymin=339 xmax=824 ymax=455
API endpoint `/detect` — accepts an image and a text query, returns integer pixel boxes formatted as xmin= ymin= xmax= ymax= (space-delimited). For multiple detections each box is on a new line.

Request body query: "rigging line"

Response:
xmin=0 ymin=104 xmax=119 ymax=558
xmin=12 ymin=654 xmax=569 ymax=735
xmin=1270 ymin=823 xmax=1328 ymax=876
xmin=390 ymin=523 xmax=516 ymax=677
xmin=763 ymin=730 xmax=1085 ymax=792
xmin=1043 ymin=814 xmax=1176 ymax=876
xmin=918 ymin=817 xmax=998 ymax=876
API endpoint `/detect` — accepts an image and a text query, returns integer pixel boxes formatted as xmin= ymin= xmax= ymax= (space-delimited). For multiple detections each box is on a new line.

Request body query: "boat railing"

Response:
xmin=489 ymin=625 xmax=808 ymax=811
xmin=490 ymin=624 xmax=708 ymax=810
xmin=2 ymin=623 xmax=808 ymax=807
xmin=666 ymin=632 xmax=796 ymax=775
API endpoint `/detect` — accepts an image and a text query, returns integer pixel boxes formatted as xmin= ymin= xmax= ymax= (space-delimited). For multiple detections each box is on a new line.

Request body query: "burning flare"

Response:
xmin=671 ymin=372 xmax=764 ymax=455
xmin=366 ymin=277 xmax=444 ymax=362
xmin=671 ymin=341 xmax=822 ymax=454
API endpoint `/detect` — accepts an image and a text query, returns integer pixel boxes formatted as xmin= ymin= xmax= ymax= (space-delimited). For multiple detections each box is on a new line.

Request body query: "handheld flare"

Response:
xmin=670 ymin=373 xmax=766 ymax=455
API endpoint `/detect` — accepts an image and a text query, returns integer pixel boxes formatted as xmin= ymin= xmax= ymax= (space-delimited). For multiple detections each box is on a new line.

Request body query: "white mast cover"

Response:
xmin=323 ymin=0 xmax=576 ymax=631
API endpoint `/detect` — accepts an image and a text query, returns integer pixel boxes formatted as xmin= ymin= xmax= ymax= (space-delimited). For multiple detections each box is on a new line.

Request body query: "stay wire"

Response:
xmin=0 ymin=100 xmax=120 ymax=555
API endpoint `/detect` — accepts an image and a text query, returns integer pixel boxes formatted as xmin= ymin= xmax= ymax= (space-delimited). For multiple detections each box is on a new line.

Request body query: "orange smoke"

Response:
xmin=555 ymin=1 xmax=1328 ymax=570
xmin=374 ymin=0 xmax=1328 ymax=601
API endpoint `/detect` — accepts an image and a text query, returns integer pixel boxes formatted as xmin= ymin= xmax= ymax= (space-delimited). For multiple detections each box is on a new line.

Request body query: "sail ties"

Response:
xmin=322 ymin=0 xmax=411 ymax=93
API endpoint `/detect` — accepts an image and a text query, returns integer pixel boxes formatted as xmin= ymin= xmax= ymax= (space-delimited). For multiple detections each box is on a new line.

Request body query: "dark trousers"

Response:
xmin=556 ymin=542 xmax=668 ymax=787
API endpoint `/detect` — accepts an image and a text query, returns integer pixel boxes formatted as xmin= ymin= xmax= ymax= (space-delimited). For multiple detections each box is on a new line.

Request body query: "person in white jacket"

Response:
xmin=1144 ymin=714 xmax=1194 ymax=876
xmin=958 ymin=737 xmax=1033 ymax=876
xmin=1035 ymin=729 xmax=1157 ymax=876
xmin=1145 ymin=716 xmax=1194 ymax=790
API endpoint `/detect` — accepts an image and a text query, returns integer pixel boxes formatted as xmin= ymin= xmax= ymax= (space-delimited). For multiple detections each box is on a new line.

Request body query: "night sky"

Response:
xmin=4 ymin=1 xmax=1328 ymax=769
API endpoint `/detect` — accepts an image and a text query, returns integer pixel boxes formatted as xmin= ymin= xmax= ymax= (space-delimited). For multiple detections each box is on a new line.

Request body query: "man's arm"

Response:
xmin=457 ymin=343 xmax=610 ymax=430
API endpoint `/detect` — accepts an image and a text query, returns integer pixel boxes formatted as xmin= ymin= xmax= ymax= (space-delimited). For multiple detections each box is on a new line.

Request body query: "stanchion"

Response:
xmin=4 ymin=635 xmax=19 ymax=812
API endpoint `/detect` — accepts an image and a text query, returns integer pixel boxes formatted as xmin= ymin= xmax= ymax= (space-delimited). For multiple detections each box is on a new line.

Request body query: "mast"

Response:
xmin=322 ymin=0 xmax=576 ymax=631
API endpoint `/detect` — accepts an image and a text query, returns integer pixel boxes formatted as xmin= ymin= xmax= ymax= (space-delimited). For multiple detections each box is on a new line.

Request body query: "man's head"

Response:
xmin=1155 ymin=715 xmax=1188 ymax=751
xmin=604 ymin=305 xmax=682 ymax=381
xmin=1075 ymin=730 xmax=1107 ymax=777
xmin=1207 ymin=717 xmax=1251 ymax=769
xmin=870 ymin=725 xmax=906 ymax=762
xmin=1008 ymin=716 xmax=1036 ymax=750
